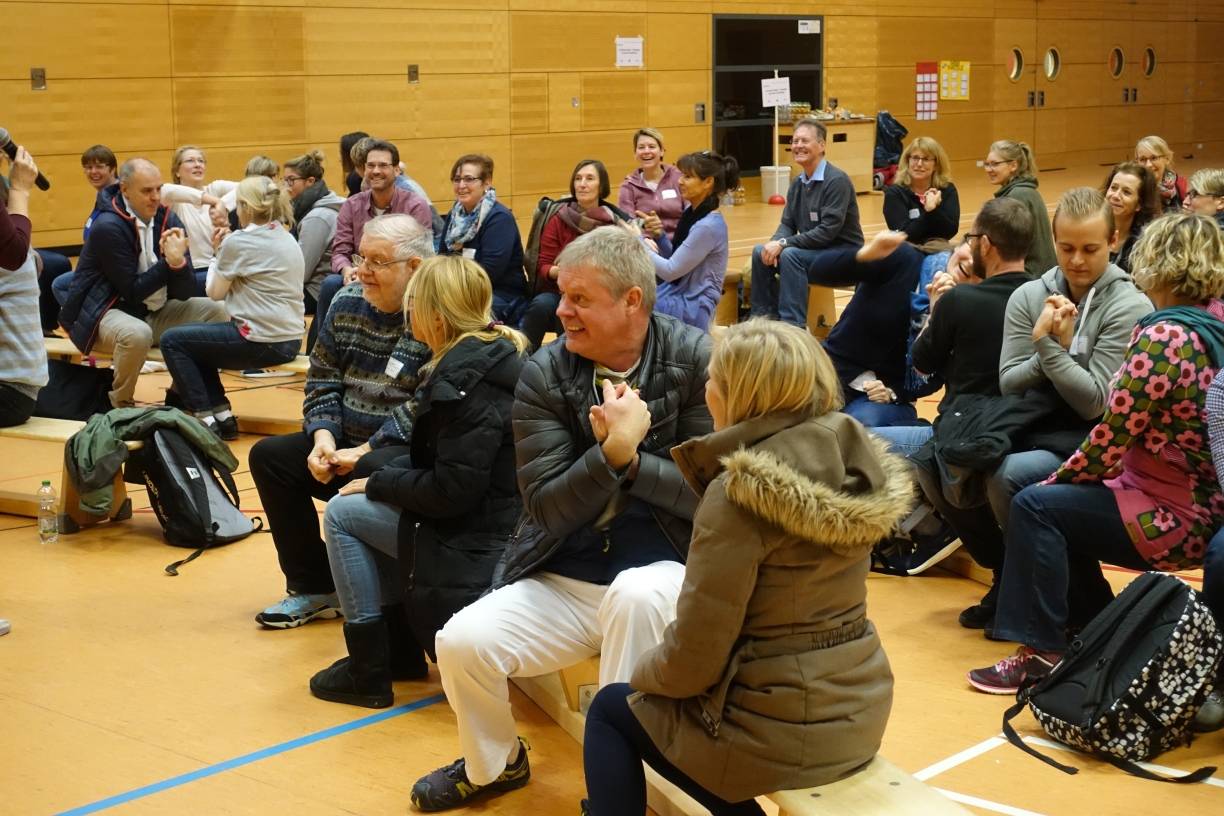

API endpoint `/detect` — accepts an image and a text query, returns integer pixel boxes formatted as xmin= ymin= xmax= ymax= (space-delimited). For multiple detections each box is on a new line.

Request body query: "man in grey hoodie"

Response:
xmin=955 ymin=187 xmax=1152 ymax=631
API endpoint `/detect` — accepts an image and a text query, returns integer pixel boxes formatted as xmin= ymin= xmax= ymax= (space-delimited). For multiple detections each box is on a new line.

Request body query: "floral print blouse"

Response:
xmin=1049 ymin=309 xmax=1224 ymax=571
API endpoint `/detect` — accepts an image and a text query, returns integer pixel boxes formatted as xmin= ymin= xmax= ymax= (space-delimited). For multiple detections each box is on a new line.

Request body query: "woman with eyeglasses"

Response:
xmin=159 ymin=145 xmax=239 ymax=295
xmin=1101 ymin=161 xmax=1160 ymax=273
xmin=158 ymin=176 xmax=304 ymax=439
xmin=521 ymin=159 xmax=632 ymax=350
xmin=984 ymin=140 xmax=1057 ymax=279
xmin=437 ymin=154 xmax=527 ymax=327
xmin=883 ymin=137 xmax=960 ymax=244
xmin=618 ymin=128 xmax=684 ymax=241
xmin=1185 ymin=168 xmax=1224 ymax=229
xmin=1135 ymin=135 xmax=1188 ymax=213
xmin=282 ymin=151 xmax=344 ymax=325
xmin=627 ymin=150 xmax=739 ymax=330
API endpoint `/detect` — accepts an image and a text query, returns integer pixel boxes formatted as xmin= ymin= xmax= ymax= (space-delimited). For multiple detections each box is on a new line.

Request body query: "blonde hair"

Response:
xmin=1189 ymin=168 xmax=1224 ymax=197
xmin=632 ymin=127 xmax=665 ymax=152
xmin=244 ymin=155 xmax=279 ymax=179
xmin=1052 ymin=186 xmax=1114 ymax=241
xmin=235 ymin=175 xmax=294 ymax=228
xmin=1129 ymin=213 xmax=1224 ymax=303
xmin=405 ymin=255 xmax=528 ymax=374
xmin=895 ymin=136 xmax=953 ymax=189
xmin=988 ymin=139 xmax=1038 ymax=180
xmin=708 ymin=319 xmax=842 ymax=426
xmin=171 ymin=144 xmax=205 ymax=183
xmin=1136 ymin=135 xmax=1174 ymax=164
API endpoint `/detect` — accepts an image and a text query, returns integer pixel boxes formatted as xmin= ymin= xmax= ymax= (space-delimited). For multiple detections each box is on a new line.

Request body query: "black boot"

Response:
xmin=383 ymin=604 xmax=430 ymax=681
xmin=958 ymin=572 xmax=1000 ymax=631
xmin=309 ymin=620 xmax=394 ymax=708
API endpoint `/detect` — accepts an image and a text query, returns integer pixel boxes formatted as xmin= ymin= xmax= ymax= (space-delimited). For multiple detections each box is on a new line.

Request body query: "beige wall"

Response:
xmin=4 ymin=0 xmax=1222 ymax=245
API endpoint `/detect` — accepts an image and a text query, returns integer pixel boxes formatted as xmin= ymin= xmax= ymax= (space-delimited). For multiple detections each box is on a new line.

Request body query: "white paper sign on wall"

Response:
xmin=615 ymin=36 xmax=644 ymax=68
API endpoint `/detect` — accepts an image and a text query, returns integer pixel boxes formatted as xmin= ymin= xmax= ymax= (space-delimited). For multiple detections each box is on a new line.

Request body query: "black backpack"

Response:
xmin=1003 ymin=572 xmax=1223 ymax=783
xmin=132 ymin=428 xmax=259 ymax=575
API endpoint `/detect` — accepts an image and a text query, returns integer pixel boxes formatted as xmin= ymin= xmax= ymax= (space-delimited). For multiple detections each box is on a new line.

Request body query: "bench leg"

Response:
xmin=58 ymin=467 xmax=130 ymax=534
xmin=806 ymin=286 xmax=836 ymax=339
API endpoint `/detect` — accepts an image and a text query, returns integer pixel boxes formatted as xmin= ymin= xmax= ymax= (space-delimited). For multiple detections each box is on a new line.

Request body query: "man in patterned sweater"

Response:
xmin=250 ymin=215 xmax=432 ymax=629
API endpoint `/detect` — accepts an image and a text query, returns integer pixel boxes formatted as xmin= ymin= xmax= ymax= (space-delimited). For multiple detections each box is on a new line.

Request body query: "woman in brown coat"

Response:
xmin=581 ymin=319 xmax=912 ymax=815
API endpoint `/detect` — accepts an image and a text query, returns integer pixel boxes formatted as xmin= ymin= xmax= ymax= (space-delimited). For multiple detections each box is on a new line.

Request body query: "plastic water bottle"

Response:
xmin=37 ymin=480 xmax=58 ymax=545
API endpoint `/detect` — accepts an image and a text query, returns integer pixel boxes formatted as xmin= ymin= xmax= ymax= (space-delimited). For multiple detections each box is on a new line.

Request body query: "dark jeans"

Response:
xmin=0 ymin=383 xmax=35 ymax=427
xmin=158 ymin=321 xmax=299 ymax=413
xmin=492 ymin=291 xmax=528 ymax=328
xmin=842 ymin=393 xmax=918 ymax=428
xmin=37 ymin=250 xmax=73 ymax=333
xmin=749 ymin=245 xmax=851 ymax=328
xmin=521 ymin=291 xmax=561 ymax=351
xmin=249 ymin=432 xmax=410 ymax=595
xmin=1204 ymin=527 xmax=1224 ymax=627
xmin=994 ymin=483 xmax=1150 ymax=651
xmin=307 ymin=273 xmax=344 ymax=354
xmin=584 ymin=683 xmax=766 ymax=816
xmin=913 ymin=463 xmax=1005 ymax=571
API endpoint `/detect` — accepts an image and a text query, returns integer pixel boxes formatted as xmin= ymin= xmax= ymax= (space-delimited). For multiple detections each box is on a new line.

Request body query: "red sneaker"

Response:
xmin=967 ymin=646 xmax=1061 ymax=695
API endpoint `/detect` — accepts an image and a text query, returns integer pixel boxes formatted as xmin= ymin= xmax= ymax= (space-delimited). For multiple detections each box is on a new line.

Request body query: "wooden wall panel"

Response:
xmin=876 ymin=20 xmax=995 ymax=67
xmin=548 ymin=74 xmax=582 ymax=133
xmin=416 ymin=76 xmax=511 ymax=138
xmin=824 ymin=17 xmax=877 ymax=68
xmin=646 ymin=14 xmax=709 ymax=71
xmin=510 ymin=12 xmax=645 ymax=72
xmin=581 ymin=73 xmax=648 ymax=131
xmin=646 ymin=70 xmax=708 ymax=129
xmin=174 ymin=78 xmax=307 ymax=147
xmin=0 ymin=3 xmax=171 ymax=79
xmin=303 ymin=10 xmax=508 ymax=76
xmin=0 ymin=79 xmax=174 ymax=155
xmin=511 ymin=74 xmax=550 ymax=134
xmin=170 ymin=7 xmax=306 ymax=76
xmin=824 ymin=67 xmax=877 ymax=117
xmin=511 ymin=131 xmax=631 ymax=195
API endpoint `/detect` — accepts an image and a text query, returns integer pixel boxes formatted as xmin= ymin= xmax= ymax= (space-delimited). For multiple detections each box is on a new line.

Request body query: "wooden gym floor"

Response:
xmin=3 ymin=155 xmax=1224 ymax=815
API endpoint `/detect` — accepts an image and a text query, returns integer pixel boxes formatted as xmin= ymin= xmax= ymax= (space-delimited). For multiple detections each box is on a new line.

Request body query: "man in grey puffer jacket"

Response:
xmin=412 ymin=228 xmax=712 ymax=812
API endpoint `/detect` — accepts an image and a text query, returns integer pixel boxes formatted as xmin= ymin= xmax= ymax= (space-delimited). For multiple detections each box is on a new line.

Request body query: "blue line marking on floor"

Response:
xmin=56 ymin=693 xmax=447 ymax=816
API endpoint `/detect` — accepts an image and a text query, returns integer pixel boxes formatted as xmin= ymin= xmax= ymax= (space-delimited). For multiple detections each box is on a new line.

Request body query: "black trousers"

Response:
xmin=0 ymin=383 xmax=35 ymax=427
xmin=37 ymin=250 xmax=73 ymax=334
xmin=249 ymin=432 xmax=409 ymax=595
xmin=584 ymin=683 xmax=765 ymax=816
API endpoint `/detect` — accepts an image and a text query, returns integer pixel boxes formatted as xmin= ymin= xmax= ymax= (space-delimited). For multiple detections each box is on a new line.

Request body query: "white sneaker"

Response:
xmin=0 ymin=618 xmax=10 ymax=636
xmin=141 ymin=360 xmax=167 ymax=374
xmin=239 ymin=367 xmax=295 ymax=379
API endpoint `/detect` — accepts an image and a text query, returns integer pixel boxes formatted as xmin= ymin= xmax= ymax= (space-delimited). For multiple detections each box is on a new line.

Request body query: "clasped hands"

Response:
xmin=589 ymin=379 xmax=650 ymax=473
xmin=307 ymin=430 xmax=370 ymax=486
xmin=1032 ymin=294 xmax=1078 ymax=350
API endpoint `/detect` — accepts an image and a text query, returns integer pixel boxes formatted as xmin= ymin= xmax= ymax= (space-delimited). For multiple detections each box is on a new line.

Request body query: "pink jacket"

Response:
xmin=618 ymin=165 xmax=684 ymax=240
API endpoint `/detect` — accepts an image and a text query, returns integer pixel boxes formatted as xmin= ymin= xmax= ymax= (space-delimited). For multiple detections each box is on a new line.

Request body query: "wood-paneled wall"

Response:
xmin=4 ymin=0 xmax=1223 ymax=245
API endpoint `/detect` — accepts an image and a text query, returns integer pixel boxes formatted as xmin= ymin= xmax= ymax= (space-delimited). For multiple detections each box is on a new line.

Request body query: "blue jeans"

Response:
xmin=749 ymin=244 xmax=845 ymax=327
xmin=1204 ymin=527 xmax=1224 ymax=626
xmin=52 ymin=268 xmax=75 ymax=307
xmin=870 ymin=424 xmax=933 ymax=457
xmin=308 ymin=273 xmax=344 ymax=353
xmin=158 ymin=321 xmax=299 ymax=413
xmin=492 ymin=291 xmax=528 ymax=327
xmin=843 ymin=393 xmax=918 ymax=428
xmin=322 ymin=493 xmax=403 ymax=624
xmin=986 ymin=449 xmax=1064 ymax=532
xmin=994 ymin=483 xmax=1149 ymax=651
xmin=37 ymin=250 xmax=72 ymax=333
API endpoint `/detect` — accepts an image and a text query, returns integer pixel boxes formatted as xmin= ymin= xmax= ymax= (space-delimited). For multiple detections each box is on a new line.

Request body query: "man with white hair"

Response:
xmin=250 ymin=214 xmax=434 ymax=632
xmin=411 ymin=227 xmax=713 ymax=811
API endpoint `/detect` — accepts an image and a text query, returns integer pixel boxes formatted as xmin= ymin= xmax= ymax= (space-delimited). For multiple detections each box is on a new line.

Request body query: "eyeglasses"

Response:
xmin=1187 ymin=190 xmax=1220 ymax=200
xmin=282 ymin=175 xmax=304 ymax=185
xmin=352 ymin=253 xmax=409 ymax=272
xmin=365 ymin=162 xmax=395 ymax=171
xmin=962 ymin=232 xmax=986 ymax=244
xmin=982 ymin=160 xmax=1014 ymax=170
xmin=451 ymin=175 xmax=483 ymax=186
xmin=908 ymin=155 xmax=934 ymax=165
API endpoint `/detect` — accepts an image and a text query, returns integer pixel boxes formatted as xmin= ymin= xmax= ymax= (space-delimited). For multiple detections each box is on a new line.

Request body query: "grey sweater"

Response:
xmin=999 ymin=263 xmax=1152 ymax=420
xmin=207 ymin=222 xmax=305 ymax=344
xmin=770 ymin=161 xmax=863 ymax=250
xmin=298 ymin=191 xmax=344 ymax=299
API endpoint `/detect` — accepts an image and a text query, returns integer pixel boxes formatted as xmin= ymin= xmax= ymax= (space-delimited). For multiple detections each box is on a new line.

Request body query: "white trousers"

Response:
xmin=435 ymin=560 xmax=685 ymax=785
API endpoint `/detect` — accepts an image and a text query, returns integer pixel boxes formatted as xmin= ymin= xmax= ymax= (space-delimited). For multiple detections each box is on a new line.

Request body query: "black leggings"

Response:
xmin=583 ymin=683 xmax=765 ymax=816
xmin=0 ymin=383 xmax=35 ymax=427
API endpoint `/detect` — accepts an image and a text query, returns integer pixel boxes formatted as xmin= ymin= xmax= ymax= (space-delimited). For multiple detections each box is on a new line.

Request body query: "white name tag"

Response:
xmin=909 ymin=208 xmax=921 ymax=219
xmin=809 ymin=210 xmax=820 ymax=222
xmin=461 ymin=247 xmax=477 ymax=259
xmin=661 ymin=189 xmax=678 ymax=200
xmin=385 ymin=357 xmax=404 ymax=378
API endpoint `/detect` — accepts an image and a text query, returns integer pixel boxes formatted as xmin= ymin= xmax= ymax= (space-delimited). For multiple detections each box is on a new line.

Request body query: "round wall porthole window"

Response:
xmin=1044 ymin=47 xmax=1061 ymax=80
xmin=1008 ymin=48 xmax=1024 ymax=81
xmin=1109 ymin=47 xmax=1125 ymax=78
xmin=1143 ymin=47 xmax=1157 ymax=77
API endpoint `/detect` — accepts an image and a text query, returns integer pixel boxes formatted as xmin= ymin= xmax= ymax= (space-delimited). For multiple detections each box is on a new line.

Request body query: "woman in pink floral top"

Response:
xmin=969 ymin=213 xmax=1224 ymax=695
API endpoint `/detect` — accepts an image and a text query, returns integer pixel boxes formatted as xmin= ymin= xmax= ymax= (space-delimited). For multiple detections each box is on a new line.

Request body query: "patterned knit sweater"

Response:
xmin=1048 ymin=301 xmax=1224 ymax=570
xmin=303 ymin=283 xmax=429 ymax=448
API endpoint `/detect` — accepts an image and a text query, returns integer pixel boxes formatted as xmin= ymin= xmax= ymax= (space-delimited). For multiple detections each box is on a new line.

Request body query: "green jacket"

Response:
xmin=996 ymin=176 xmax=1057 ymax=280
xmin=66 ymin=407 xmax=238 ymax=514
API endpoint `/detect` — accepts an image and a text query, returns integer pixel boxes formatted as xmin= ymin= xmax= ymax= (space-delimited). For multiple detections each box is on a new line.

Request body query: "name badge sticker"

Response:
xmin=461 ymin=247 xmax=477 ymax=260
xmin=909 ymin=208 xmax=921 ymax=219
xmin=809 ymin=210 xmax=821 ymax=222
xmin=661 ymin=189 xmax=678 ymax=200
xmin=385 ymin=357 xmax=404 ymax=378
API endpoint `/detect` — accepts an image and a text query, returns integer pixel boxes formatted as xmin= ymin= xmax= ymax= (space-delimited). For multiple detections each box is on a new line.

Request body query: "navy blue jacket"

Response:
xmin=60 ymin=184 xmax=195 ymax=353
xmin=438 ymin=201 xmax=526 ymax=300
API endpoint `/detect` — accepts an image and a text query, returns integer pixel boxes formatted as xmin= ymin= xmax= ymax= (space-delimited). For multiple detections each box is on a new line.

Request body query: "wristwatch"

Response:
xmin=777 ymin=237 xmax=789 ymax=248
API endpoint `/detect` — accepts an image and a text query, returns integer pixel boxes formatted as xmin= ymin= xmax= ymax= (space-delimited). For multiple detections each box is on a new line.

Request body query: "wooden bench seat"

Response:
xmin=44 ymin=336 xmax=310 ymax=375
xmin=0 ymin=416 xmax=138 ymax=533
xmin=716 ymin=261 xmax=836 ymax=337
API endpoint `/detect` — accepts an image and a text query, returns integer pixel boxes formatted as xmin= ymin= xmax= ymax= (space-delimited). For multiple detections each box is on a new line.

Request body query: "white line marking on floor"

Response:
xmin=1022 ymin=736 xmax=1224 ymax=788
xmin=935 ymin=788 xmax=1049 ymax=816
xmin=914 ymin=735 xmax=1008 ymax=781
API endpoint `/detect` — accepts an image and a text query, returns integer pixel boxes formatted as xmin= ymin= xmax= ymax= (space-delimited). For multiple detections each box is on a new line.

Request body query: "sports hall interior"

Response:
xmin=3 ymin=1 xmax=1224 ymax=814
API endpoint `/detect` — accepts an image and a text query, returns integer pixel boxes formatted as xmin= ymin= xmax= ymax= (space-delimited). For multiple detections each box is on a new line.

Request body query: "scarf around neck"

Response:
xmin=557 ymin=200 xmax=616 ymax=234
xmin=443 ymin=187 xmax=498 ymax=251
xmin=671 ymin=194 xmax=717 ymax=250
xmin=291 ymin=180 xmax=330 ymax=236
xmin=1137 ymin=302 xmax=1224 ymax=369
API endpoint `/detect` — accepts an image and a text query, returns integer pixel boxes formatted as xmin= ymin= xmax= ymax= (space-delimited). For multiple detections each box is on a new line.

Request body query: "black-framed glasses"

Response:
xmin=352 ymin=253 xmax=409 ymax=272
xmin=451 ymin=175 xmax=483 ymax=185
xmin=282 ymin=175 xmax=305 ymax=185
xmin=908 ymin=155 xmax=934 ymax=164
xmin=962 ymin=232 xmax=986 ymax=245
xmin=1187 ymin=189 xmax=1220 ymax=200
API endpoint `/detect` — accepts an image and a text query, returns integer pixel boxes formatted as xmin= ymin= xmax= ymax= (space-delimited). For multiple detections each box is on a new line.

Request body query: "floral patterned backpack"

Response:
xmin=1002 ymin=572 xmax=1222 ymax=783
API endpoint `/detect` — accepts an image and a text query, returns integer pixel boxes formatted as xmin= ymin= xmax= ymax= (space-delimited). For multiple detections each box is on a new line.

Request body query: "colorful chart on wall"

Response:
xmin=939 ymin=61 xmax=971 ymax=100
xmin=915 ymin=61 xmax=938 ymax=121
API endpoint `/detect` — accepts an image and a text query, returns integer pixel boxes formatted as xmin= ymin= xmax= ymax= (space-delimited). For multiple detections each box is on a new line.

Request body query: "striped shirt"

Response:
xmin=0 ymin=250 xmax=49 ymax=398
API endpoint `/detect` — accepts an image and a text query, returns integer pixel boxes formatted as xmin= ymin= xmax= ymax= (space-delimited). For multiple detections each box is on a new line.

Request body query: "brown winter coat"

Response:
xmin=628 ymin=410 xmax=912 ymax=802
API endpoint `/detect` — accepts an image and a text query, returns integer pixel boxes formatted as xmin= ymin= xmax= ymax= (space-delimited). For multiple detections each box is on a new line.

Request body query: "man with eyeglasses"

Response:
xmin=1185 ymin=168 xmax=1224 ymax=229
xmin=249 ymin=214 xmax=434 ymax=630
xmin=749 ymin=117 xmax=863 ymax=328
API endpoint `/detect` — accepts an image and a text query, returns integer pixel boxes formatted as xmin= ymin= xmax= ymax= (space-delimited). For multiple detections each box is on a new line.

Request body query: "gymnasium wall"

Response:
xmin=4 ymin=0 xmax=1223 ymax=246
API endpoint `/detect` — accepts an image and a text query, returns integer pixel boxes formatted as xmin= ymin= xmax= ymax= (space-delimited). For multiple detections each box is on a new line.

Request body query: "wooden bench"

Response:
xmin=44 ymin=336 xmax=311 ymax=376
xmin=720 ymin=261 xmax=837 ymax=338
xmin=514 ymin=656 xmax=969 ymax=816
xmin=0 ymin=417 xmax=138 ymax=533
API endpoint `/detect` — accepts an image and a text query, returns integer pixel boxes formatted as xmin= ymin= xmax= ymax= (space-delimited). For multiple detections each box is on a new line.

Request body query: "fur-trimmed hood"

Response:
xmin=673 ymin=411 xmax=914 ymax=557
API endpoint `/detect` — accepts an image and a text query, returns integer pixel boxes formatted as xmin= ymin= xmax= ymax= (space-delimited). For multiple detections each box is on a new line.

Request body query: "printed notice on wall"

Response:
xmin=798 ymin=20 xmax=820 ymax=34
xmin=615 ymin=36 xmax=644 ymax=68
xmin=915 ymin=62 xmax=938 ymax=121
xmin=761 ymin=76 xmax=792 ymax=108
xmin=939 ymin=60 xmax=971 ymax=100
